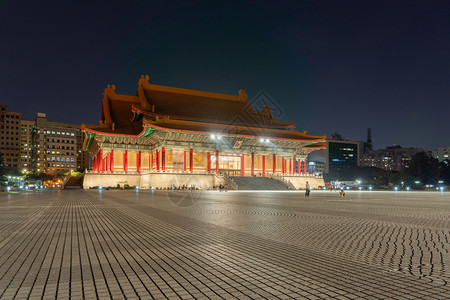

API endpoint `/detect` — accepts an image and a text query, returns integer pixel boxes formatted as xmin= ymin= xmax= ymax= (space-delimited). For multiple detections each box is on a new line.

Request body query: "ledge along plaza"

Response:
xmin=81 ymin=75 xmax=326 ymax=190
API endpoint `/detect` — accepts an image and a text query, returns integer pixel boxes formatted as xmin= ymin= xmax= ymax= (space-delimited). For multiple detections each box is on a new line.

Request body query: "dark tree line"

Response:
xmin=325 ymin=152 xmax=449 ymax=189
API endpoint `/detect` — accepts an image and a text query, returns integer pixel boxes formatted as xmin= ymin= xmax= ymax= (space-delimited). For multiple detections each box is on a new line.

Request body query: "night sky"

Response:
xmin=1 ymin=1 xmax=448 ymax=150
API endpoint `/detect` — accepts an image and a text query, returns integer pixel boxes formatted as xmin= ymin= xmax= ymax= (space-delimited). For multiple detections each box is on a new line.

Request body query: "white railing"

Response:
xmin=61 ymin=173 xmax=72 ymax=188
xmin=216 ymin=172 xmax=238 ymax=190
xmin=270 ymin=174 xmax=296 ymax=189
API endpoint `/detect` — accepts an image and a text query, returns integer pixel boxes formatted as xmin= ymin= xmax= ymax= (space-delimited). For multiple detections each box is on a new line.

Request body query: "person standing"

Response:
xmin=305 ymin=181 xmax=311 ymax=197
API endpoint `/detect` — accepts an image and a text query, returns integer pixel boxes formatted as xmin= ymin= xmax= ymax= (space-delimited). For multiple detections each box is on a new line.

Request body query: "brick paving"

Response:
xmin=0 ymin=190 xmax=449 ymax=299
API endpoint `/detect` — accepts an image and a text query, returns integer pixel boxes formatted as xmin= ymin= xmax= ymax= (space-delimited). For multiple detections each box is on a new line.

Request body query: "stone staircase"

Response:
xmin=230 ymin=176 xmax=292 ymax=190
xmin=63 ymin=176 xmax=84 ymax=189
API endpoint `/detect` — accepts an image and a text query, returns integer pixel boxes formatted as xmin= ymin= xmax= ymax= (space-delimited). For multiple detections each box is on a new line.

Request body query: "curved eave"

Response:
xmin=133 ymin=106 xmax=295 ymax=129
xmin=81 ymin=125 xmax=146 ymax=138
xmin=303 ymin=145 xmax=327 ymax=149
xmin=143 ymin=121 xmax=325 ymax=143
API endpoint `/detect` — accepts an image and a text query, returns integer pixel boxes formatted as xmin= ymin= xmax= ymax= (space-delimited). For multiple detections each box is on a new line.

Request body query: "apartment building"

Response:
xmin=0 ymin=105 xmax=22 ymax=169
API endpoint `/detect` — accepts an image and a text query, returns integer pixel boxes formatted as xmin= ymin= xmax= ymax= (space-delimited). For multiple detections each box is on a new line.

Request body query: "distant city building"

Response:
xmin=362 ymin=145 xmax=428 ymax=171
xmin=325 ymin=138 xmax=361 ymax=173
xmin=308 ymin=161 xmax=325 ymax=176
xmin=31 ymin=113 xmax=89 ymax=173
xmin=20 ymin=120 xmax=34 ymax=170
xmin=364 ymin=128 xmax=373 ymax=152
xmin=0 ymin=105 xmax=22 ymax=169
xmin=432 ymin=146 xmax=449 ymax=162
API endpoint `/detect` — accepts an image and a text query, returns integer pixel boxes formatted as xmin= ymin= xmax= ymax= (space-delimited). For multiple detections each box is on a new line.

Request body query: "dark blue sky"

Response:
xmin=1 ymin=0 xmax=449 ymax=150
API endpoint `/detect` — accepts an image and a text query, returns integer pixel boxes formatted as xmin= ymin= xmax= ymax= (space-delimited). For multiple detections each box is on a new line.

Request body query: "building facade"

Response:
xmin=325 ymin=140 xmax=361 ymax=173
xmin=20 ymin=120 xmax=34 ymax=170
xmin=82 ymin=75 xmax=327 ymax=189
xmin=362 ymin=145 xmax=428 ymax=171
xmin=0 ymin=105 xmax=22 ymax=169
xmin=433 ymin=146 xmax=449 ymax=162
xmin=31 ymin=113 xmax=89 ymax=173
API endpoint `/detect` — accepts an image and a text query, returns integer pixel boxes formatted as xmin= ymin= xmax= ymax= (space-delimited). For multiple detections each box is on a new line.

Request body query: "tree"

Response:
xmin=439 ymin=160 xmax=450 ymax=184
xmin=0 ymin=154 xmax=5 ymax=181
xmin=404 ymin=152 xmax=440 ymax=184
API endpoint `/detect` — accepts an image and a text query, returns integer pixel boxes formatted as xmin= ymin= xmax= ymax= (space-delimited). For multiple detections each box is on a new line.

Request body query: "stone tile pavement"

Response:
xmin=0 ymin=190 xmax=449 ymax=299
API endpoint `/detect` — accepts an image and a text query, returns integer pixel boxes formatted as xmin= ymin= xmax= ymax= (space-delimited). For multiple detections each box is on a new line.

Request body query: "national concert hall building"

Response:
xmin=81 ymin=75 xmax=326 ymax=189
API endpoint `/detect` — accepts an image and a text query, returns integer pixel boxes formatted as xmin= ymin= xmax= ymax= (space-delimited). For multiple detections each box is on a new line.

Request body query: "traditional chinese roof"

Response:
xmin=83 ymin=84 xmax=143 ymax=136
xmin=82 ymin=75 xmax=326 ymax=143
xmin=302 ymin=142 xmax=327 ymax=149
xmin=134 ymin=83 xmax=294 ymax=129
xmin=142 ymin=118 xmax=324 ymax=142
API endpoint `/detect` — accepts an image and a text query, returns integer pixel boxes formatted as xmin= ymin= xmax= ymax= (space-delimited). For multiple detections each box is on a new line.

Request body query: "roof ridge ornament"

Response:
xmin=138 ymin=75 xmax=151 ymax=88
xmin=238 ymin=89 xmax=248 ymax=101
xmin=103 ymin=84 xmax=116 ymax=96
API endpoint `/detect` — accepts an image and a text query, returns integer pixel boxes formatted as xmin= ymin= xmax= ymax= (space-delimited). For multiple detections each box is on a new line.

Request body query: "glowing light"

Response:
xmin=369 ymin=186 xmax=373 ymax=190
xmin=406 ymin=187 xmax=410 ymax=191
xmin=394 ymin=187 xmax=398 ymax=191
xmin=217 ymin=135 xmax=222 ymax=140
xmin=210 ymin=134 xmax=216 ymax=139
xmin=265 ymin=139 xmax=269 ymax=142
xmin=260 ymin=139 xmax=264 ymax=142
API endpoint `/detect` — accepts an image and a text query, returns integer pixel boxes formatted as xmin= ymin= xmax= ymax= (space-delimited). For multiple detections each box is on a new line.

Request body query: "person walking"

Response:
xmin=305 ymin=181 xmax=311 ymax=197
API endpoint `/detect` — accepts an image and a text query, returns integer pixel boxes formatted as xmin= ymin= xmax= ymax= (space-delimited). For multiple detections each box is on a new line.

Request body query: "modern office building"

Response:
xmin=325 ymin=139 xmax=361 ymax=173
xmin=20 ymin=119 xmax=34 ymax=170
xmin=0 ymin=105 xmax=22 ymax=169
xmin=31 ymin=113 xmax=89 ymax=173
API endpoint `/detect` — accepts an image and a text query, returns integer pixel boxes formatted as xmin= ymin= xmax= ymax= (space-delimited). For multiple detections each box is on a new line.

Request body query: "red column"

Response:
xmin=189 ymin=148 xmax=193 ymax=173
xmin=161 ymin=147 xmax=165 ymax=171
xmin=96 ymin=152 xmax=100 ymax=172
xmin=262 ymin=155 xmax=265 ymax=177
xmin=156 ymin=149 xmax=160 ymax=171
xmin=273 ymin=153 xmax=276 ymax=174
xmin=92 ymin=156 xmax=96 ymax=172
xmin=215 ymin=150 xmax=219 ymax=173
xmin=241 ymin=154 xmax=245 ymax=176
xmin=282 ymin=157 xmax=285 ymax=174
xmin=123 ymin=150 xmax=128 ymax=173
xmin=184 ymin=151 xmax=187 ymax=172
xmin=110 ymin=150 xmax=114 ymax=172
xmin=99 ymin=149 xmax=103 ymax=172
xmin=304 ymin=159 xmax=307 ymax=175
xmin=137 ymin=151 xmax=141 ymax=173
xmin=251 ymin=152 xmax=255 ymax=176
xmin=207 ymin=152 xmax=211 ymax=173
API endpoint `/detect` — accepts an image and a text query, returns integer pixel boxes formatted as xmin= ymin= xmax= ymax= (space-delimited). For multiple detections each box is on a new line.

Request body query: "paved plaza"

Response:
xmin=0 ymin=190 xmax=449 ymax=299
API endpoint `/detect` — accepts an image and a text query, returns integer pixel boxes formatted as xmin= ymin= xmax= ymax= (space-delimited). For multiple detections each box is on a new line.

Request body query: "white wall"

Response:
xmin=282 ymin=176 xmax=325 ymax=189
xmin=141 ymin=173 xmax=218 ymax=190
xmin=84 ymin=172 xmax=221 ymax=190
xmin=83 ymin=173 xmax=141 ymax=189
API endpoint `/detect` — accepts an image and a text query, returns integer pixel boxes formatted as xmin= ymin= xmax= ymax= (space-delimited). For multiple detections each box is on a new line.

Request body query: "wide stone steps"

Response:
xmin=230 ymin=176 xmax=291 ymax=190
xmin=64 ymin=176 xmax=84 ymax=189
